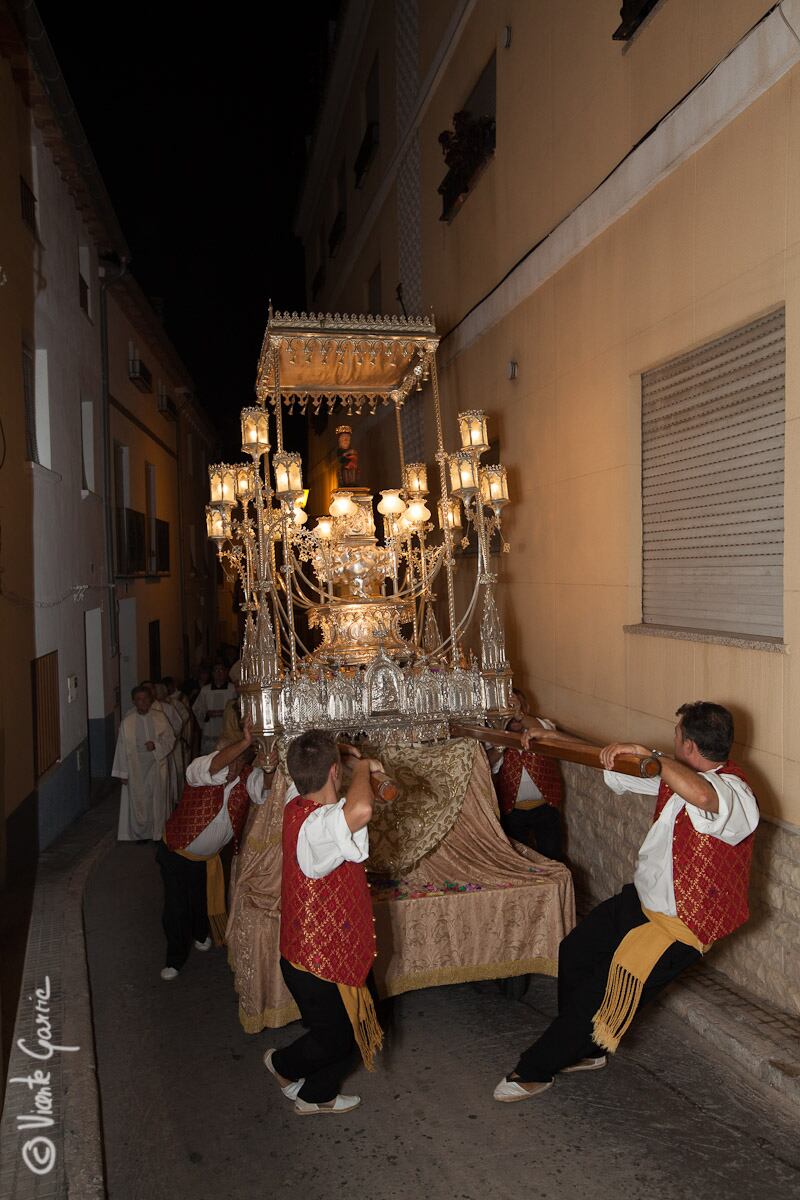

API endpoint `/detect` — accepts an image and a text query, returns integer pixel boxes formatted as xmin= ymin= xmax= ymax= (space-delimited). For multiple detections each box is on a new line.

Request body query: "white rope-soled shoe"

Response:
xmin=561 ymin=1056 xmax=607 ymax=1073
xmin=294 ymin=1094 xmax=361 ymax=1115
xmin=493 ymin=1075 xmax=553 ymax=1102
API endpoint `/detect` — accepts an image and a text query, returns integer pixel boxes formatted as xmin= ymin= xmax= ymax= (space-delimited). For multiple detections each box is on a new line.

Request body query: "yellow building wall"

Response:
xmin=436 ymin=63 xmax=800 ymax=826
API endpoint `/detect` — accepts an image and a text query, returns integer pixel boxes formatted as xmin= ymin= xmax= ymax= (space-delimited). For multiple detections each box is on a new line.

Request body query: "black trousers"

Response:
xmin=501 ymin=803 xmax=563 ymax=861
xmin=515 ymin=884 xmax=701 ymax=1082
xmin=272 ymin=957 xmax=356 ymax=1104
xmin=155 ymin=842 xmax=209 ymax=970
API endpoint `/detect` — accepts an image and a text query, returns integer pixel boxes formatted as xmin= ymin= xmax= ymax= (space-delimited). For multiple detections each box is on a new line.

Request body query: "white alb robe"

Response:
xmin=193 ymin=683 xmax=237 ymax=754
xmin=112 ymin=707 xmax=176 ymax=840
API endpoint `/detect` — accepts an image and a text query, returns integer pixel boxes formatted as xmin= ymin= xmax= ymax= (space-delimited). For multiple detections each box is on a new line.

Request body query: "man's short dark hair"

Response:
xmin=676 ymin=702 xmax=734 ymax=762
xmin=287 ymin=730 xmax=340 ymax=795
xmin=131 ymin=685 xmax=149 ymax=701
xmin=161 ymin=676 xmax=175 ymax=690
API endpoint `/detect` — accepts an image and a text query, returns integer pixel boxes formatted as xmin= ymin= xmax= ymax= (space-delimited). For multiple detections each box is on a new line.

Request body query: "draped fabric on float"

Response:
xmin=641 ymin=308 xmax=784 ymax=639
xmin=225 ymin=741 xmax=575 ymax=1033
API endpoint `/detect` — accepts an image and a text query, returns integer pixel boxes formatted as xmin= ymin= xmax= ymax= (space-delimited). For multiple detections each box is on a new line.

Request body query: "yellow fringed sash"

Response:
xmin=592 ymin=907 xmax=707 ymax=1054
xmin=168 ymin=841 xmax=227 ymax=946
xmin=291 ymin=962 xmax=384 ymax=1071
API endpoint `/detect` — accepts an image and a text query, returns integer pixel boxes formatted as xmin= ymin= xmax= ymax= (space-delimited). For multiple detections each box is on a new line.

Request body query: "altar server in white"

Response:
xmin=113 ymin=685 xmax=177 ymax=841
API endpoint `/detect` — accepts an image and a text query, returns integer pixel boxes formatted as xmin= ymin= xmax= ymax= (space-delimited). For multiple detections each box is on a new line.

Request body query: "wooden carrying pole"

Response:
xmin=450 ymin=723 xmax=661 ymax=780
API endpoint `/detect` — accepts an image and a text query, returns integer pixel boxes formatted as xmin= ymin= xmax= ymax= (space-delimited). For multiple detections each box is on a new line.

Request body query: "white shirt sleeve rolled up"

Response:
xmin=295 ymin=798 xmax=369 ymax=879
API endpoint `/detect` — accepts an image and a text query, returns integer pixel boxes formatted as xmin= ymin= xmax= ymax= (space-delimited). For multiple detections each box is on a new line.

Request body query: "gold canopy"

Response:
xmin=255 ymin=309 xmax=439 ymax=409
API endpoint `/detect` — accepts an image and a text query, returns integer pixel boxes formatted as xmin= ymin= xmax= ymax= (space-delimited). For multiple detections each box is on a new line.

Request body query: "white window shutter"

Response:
xmin=641 ymin=309 xmax=784 ymax=640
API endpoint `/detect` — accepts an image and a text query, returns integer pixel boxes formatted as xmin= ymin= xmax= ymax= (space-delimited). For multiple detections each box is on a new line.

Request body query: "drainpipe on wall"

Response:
xmin=98 ymin=256 xmax=128 ymax=692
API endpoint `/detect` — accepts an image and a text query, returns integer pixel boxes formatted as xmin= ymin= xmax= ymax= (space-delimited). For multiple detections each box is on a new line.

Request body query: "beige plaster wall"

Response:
xmin=436 ymin=64 xmax=800 ymax=828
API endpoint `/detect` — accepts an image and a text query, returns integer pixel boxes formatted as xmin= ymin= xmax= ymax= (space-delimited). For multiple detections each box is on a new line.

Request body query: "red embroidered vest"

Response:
xmin=164 ymin=765 xmax=253 ymax=855
xmin=280 ymin=795 xmax=376 ymax=987
xmin=495 ymin=749 xmax=563 ymax=816
xmin=653 ymin=761 xmax=756 ymax=944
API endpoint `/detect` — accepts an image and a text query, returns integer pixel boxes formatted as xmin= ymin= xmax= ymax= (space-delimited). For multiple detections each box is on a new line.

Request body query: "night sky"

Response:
xmin=35 ymin=0 xmax=340 ymax=448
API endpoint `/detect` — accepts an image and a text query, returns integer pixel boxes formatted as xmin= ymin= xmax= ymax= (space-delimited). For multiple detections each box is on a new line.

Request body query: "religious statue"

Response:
xmin=336 ymin=424 xmax=359 ymax=486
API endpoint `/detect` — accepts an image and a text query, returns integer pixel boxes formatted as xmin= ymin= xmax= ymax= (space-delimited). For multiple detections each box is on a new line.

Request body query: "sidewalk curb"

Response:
xmin=0 ymin=797 xmax=114 ymax=1199
xmin=659 ymin=967 xmax=800 ymax=1114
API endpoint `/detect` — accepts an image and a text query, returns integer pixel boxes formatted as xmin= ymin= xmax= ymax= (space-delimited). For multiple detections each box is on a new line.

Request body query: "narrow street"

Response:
xmin=86 ymin=833 xmax=800 ymax=1200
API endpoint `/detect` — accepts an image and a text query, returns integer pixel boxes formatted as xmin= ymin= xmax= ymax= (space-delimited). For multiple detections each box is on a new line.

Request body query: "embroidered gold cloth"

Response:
xmin=225 ymin=741 xmax=575 ymax=1033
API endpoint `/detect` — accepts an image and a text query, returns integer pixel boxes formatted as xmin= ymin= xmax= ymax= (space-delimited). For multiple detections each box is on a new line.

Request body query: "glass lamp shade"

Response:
xmin=377 ymin=489 xmax=407 ymax=517
xmin=292 ymin=502 xmax=308 ymax=527
xmin=481 ymin=464 xmax=509 ymax=507
xmin=273 ymin=451 xmax=303 ymax=495
xmin=457 ymin=410 xmax=489 ymax=453
xmin=394 ymin=513 xmax=412 ymax=537
xmin=449 ymin=451 xmax=479 ymax=495
xmin=439 ymin=497 xmax=462 ymax=531
xmin=209 ymin=463 xmax=237 ymax=505
xmin=235 ymin=464 xmax=256 ymax=501
xmin=330 ymin=489 xmax=357 ymax=518
xmin=315 ymin=516 xmax=334 ymax=540
xmin=206 ymin=502 xmax=232 ymax=541
xmin=405 ymin=499 xmax=431 ymax=525
xmin=404 ymin=462 xmax=428 ymax=496
xmin=240 ymin=407 xmax=270 ymax=456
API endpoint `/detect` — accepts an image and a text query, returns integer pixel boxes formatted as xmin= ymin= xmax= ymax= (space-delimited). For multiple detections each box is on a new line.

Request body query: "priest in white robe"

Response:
xmin=113 ymin=686 xmax=177 ymax=841
xmin=193 ymin=663 xmax=237 ymax=754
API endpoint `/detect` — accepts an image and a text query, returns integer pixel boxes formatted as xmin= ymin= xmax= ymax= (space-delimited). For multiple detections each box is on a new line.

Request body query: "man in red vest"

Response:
xmin=157 ymin=717 xmax=275 ymax=981
xmin=494 ymin=701 xmax=759 ymax=1102
xmin=264 ymin=730 xmax=386 ymax=1115
xmin=488 ymin=687 xmax=564 ymax=860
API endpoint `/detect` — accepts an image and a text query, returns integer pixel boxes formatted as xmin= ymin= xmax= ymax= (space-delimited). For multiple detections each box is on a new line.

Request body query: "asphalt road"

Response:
xmin=85 ymin=840 xmax=800 ymax=1200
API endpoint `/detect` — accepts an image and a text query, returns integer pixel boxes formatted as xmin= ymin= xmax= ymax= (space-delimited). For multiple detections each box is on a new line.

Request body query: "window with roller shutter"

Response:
xmin=641 ymin=309 xmax=784 ymax=642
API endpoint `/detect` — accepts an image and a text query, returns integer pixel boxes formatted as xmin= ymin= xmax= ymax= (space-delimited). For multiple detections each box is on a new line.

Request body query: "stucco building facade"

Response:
xmin=296 ymin=0 xmax=800 ymax=1015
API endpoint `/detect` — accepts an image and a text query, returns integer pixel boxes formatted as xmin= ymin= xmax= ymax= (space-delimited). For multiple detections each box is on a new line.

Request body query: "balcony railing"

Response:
xmin=354 ymin=121 xmax=379 ymax=189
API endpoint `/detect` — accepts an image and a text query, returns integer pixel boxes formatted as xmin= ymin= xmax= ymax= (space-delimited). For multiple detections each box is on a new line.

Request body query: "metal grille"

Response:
xmin=641 ymin=309 xmax=785 ymax=639
xmin=32 ymin=650 xmax=60 ymax=777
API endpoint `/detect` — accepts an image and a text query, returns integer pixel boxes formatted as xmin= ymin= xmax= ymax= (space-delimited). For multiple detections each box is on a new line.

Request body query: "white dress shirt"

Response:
xmin=182 ymin=753 xmax=267 ymax=856
xmin=603 ymin=765 xmax=759 ymax=916
xmin=283 ymin=781 xmax=370 ymax=880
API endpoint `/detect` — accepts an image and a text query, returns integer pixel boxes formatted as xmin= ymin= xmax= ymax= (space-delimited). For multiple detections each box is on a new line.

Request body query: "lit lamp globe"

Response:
xmin=404 ymin=463 xmax=428 ymax=497
xmin=292 ymin=502 xmax=308 ymax=527
xmin=377 ymin=489 xmax=407 ymax=517
xmin=405 ymin=498 xmax=431 ymax=526
xmin=448 ymin=451 xmax=479 ymax=497
xmin=330 ymin=489 xmax=357 ymax=518
xmin=315 ymin=516 xmax=334 ymax=540
xmin=209 ymin=463 xmax=237 ymax=505
xmin=240 ymin=407 xmax=270 ymax=457
xmin=457 ymin=410 xmax=489 ymax=454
